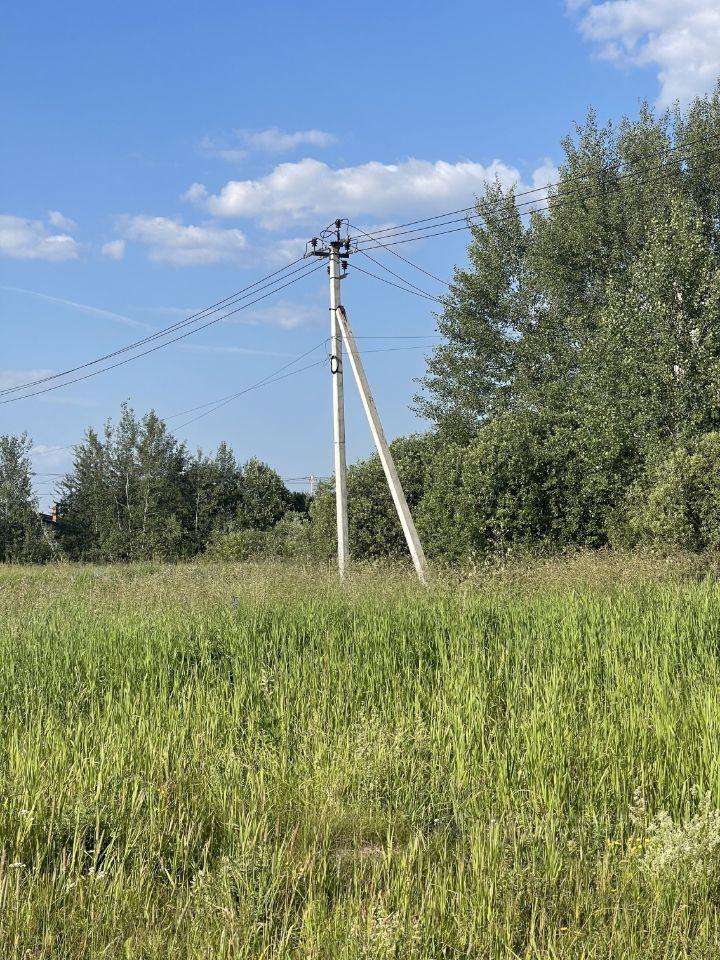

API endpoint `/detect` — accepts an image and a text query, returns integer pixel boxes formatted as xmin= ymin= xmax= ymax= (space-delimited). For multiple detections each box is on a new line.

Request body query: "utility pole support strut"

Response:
xmin=335 ymin=304 xmax=430 ymax=585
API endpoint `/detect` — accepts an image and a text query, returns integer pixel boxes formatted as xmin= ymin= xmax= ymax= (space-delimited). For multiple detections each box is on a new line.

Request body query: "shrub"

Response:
xmin=419 ymin=413 xmax=578 ymax=562
xmin=204 ymin=512 xmax=325 ymax=562
xmin=310 ymin=434 xmax=438 ymax=561
xmin=618 ymin=433 xmax=720 ymax=551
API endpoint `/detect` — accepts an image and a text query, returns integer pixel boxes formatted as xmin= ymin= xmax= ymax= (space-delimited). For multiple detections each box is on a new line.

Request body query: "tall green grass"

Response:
xmin=0 ymin=559 xmax=719 ymax=957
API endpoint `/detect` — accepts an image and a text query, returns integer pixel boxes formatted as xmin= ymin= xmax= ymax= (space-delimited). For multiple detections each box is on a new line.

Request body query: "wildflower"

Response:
xmin=638 ymin=791 xmax=720 ymax=880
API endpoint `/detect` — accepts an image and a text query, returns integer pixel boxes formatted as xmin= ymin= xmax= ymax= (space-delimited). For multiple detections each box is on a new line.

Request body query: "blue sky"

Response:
xmin=2 ymin=0 xmax=719 ymax=506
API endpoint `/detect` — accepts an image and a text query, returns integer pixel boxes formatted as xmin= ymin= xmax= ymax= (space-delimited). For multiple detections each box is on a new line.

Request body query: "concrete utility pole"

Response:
xmin=308 ymin=219 xmax=429 ymax=585
xmin=328 ymin=233 xmax=350 ymax=576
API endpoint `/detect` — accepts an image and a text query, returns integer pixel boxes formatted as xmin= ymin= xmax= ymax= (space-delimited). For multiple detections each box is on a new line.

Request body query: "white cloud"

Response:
xmin=102 ymin=239 xmax=125 ymax=260
xmin=0 ymin=285 xmax=148 ymax=328
xmin=30 ymin=444 xmax=71 ymax=463
xmin=117 ymin=215 xmax=248 ymax=266
xmin=186 ymin=157 xmax=549 ymax=229
xmin=570 ymin=0 xmax=720 ymax=107
xmin=231 ymin=301 xmax=321 ymax=330
xmin=0 ymin=215 xmax=79 ymax=261
xmin=0 ymin=370 xmax=54 ymax=391
xmin=182 ymin=183 xmax=209 ymax=205
xmin=198 ymin=136 xmax=248 ymax=163
xmin=242 ymin=127 xmax=336 ymax=153
xmin=47 ymin=210 xmax=77 ymax=231
xmin=261 ymin=235 xmax=311 ymax=264
xmin=199 ymin=127 xmax=335 ymax=161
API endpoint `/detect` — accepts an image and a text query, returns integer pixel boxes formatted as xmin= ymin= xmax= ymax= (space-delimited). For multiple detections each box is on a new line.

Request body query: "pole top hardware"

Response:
xmin=305 ymin=218 xmax=354 ymax=263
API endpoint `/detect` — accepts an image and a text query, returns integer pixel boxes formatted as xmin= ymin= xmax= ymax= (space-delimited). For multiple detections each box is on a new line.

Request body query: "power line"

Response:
xmin=31 ymin=444 xmax=75 ymax=455
xmin=351 ymin=156 xmax=713 ymax=251
xmin=351 ymin=262 xmax=443 ymax=303
xmin=362 ymin=344 xmax=434 ymax=355
xmin=350 ymin=133 xmax=720 ymax=244
xmin=12 ymin=137 xmax=715 ymax=408
xmin=351 ymin=137 xmax=720 ymax=251
xmin=352 ymin=335 xmax=441 ymax=339
xmin=171 ymin=333 xmax=443 ymax=421
xmin=353 ymin=248 xmax=445 ymax=300
xmin=0 ymin=256 xmax=311 ymax=398
xmin=10 ymin=135 xmax=720 ymax=407
xmin=348 ymin=222 xmax=449 ymax=286
xmin=0 ymin=262 xmax=325 ymax=407
xmin=174 ymin=342 xmax=436 ymax=431
xmin=174 ymin=357 xmax=328 ymax=430
xmin=168 ymin=338 xmax=329 ymax=421
xmin=25 ymin=337 xmax=440 ymax=465
xmin=284 ymin=475 xmax=330 ymax=481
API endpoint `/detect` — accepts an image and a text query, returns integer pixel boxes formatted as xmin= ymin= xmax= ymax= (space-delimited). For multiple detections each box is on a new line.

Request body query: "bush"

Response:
xmin=204 ymin=512 xmax=326 ymax=562
xmin=310 ymin=434 xmax=438 ymax=561
xmin=617 ymin=433 xmax=720 ymax=551
xmin=204 ymin=527 xmax=268 ymax=562
xmin=419 ymin=413 xmax=580 ymax=562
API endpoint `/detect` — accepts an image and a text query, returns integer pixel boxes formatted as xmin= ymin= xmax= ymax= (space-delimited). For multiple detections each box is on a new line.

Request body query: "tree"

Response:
xmin=414 ymin=184 xmax=528 ymax=443
xmin=0 ymin=434 xmax=51 ymax=562
xmin=411 ymin=89 xmax=720 ymax=553
xmin=236 ymin=458 xmax=290 ymax=531
xmin=186 ymin=442 xmax=242 ymax=551
xmin=59 ymin=404 xmax=188 ymax=561
xmin=415 ymin=106 xmax=691 ymax=441
xmin=582 ymin=195 xmax=720 ymax=453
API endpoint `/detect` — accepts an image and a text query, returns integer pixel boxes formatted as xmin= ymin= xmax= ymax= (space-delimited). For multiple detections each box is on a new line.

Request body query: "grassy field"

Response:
xmin=1 ymin=556 xmax=720 ymax=957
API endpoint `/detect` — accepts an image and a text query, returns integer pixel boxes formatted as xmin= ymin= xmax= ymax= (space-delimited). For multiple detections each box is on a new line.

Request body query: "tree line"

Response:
xmin=4 ymin=89 xmax=720 ymax=565
xmin=0 ymin=404 xmax=311 ymax=563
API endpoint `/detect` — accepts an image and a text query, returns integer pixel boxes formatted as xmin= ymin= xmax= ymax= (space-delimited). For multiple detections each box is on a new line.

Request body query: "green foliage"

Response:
xmin=186 ymin=442 xmax=242 ymax=551
xmin=59 ymin=404 xmax=188 ymax=561
xmin=18 ymin=94 xmax=720 ymax=567
xmin=310 ymin=434 xmax=436 ymax=560
xmin=618 ymin=433 xmax=720 ymax=551
xmin=57 ymin=405 xmax=297 ymax=563
xmin=236 ymin=458 xmax=290 ymax=531
xmin=204 ymin=526 xmax=271 ymax=561
xmin=415 ymin=184 xmax=528 ymax=443
xmin=204 ymin=512 xmax=318 ymax=561
xmin=418 ymin=414 xmax=562 ymax=560
xmin=271 ymin=510 xmax=320 ymax=558
xmin=580 ymin=195 xmax=720 ymax=461
xmin=0 ymin=434 xmax=52 ymax=562
xmin=408 ymin=88 xmax=720 ymax=557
